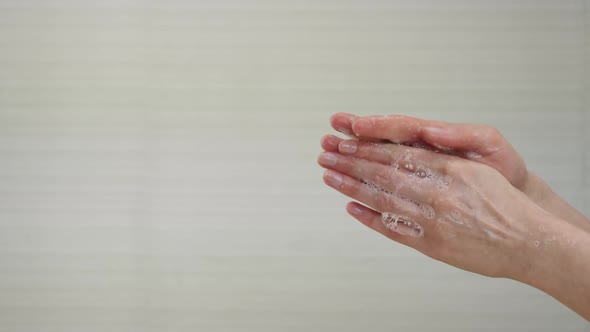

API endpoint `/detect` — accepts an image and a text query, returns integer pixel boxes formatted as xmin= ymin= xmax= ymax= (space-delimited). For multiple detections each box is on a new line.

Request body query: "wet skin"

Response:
xmin=325 ymin=112 xmax=590 ymax=233
xmin=318 ymin=113 xmax=590 ymax=321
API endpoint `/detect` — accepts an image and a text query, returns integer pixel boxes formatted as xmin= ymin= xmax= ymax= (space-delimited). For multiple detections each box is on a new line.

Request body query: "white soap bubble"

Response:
xmin=410 ymin=141 xmax=435 ymax=151
xmin=441 ymin=210 xmax=472 ymax=229
xmin=465 ymin=151 xmax=483 ymax=159
xmin=361 ymin=179 xmax=383 ymax=193
xmin=404 ymin=150 xmax=413 ymax=162
xmin=419 ymin=204 xmax=436 ymax=220
xmin=381 ymin=212 xmax=424 ymax=238
xmin=406 ymin=165 xmax=451 ymax=192
xmin=414 ymin=170 xmax=428 ymax=178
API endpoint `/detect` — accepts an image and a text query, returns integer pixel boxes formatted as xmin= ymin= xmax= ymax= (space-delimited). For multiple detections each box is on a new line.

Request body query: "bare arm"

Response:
xmin=522 ymin=172 xmax=590 ymax=232
xmin=320 ymin=114 xmax=590 ymax=320
xmin=520 ymin=213 xmax=590 ymax=320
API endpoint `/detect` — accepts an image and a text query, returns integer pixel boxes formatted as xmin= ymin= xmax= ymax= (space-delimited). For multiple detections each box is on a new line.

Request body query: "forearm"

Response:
xmin=518 ymin=214 xmax=590 ymax=321
xmin=523 ymin=172 xmax=590 ymax=232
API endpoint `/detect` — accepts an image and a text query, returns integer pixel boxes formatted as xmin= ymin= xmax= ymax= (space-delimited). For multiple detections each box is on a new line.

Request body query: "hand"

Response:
xmin=320 ymin=115 xmax=590 ymax=320
xmin=326 ymin=112 xmax=528 ymax=190
xmin=317 ymin=142 xmax=554 ymax=280
xmin=325 ymin=113 xmax=590 ymax=233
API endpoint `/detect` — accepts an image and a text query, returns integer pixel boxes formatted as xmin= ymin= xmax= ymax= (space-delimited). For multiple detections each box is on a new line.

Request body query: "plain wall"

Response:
xmin=0 ymin=0 xmax=589 ymax=331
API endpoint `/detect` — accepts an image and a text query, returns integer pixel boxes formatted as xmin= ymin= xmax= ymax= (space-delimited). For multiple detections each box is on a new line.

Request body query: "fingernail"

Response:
xmin=318 ymin=152 xmax=339 ymax=167
xmin=339 ymin=140 xmax=357 ymax=154
xmin=349 ymin=205 xmax=363 ymax=216
xmin=324 ymin=170 xmax=343 ymax=187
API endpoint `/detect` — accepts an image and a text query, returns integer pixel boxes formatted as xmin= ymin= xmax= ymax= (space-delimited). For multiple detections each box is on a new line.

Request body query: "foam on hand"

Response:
xmin=381 ymin=212 xmax=424 ymax=238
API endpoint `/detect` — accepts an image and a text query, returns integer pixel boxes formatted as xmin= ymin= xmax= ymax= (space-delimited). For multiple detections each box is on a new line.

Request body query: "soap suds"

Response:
xmin=465 ymin=151 xmax=483 ymax=159
xmin=382 ymin=212 xmax=424 ymax=237
xmin=419 ymin=204 xmax=436 ymax=220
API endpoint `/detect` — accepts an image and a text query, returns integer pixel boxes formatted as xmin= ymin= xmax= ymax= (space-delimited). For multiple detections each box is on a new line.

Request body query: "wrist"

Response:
xmin=515 ymin=212 xmax=569 ymax=286
xmin=520 ymin=171 xmax=590 ymax=233
xmin=520 ymin=171 xmax=550 ymax=206
xmin=515 ymin=211 xmax=590 ymax=308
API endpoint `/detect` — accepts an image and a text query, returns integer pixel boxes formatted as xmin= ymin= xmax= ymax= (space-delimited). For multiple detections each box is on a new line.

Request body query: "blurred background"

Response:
xmin=0 ymin=0 xmax=589 ymax=331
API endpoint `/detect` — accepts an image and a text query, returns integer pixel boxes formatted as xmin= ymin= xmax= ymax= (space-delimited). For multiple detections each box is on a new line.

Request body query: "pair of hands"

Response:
xmin=318 ymin=113 xmax=585 ymax=283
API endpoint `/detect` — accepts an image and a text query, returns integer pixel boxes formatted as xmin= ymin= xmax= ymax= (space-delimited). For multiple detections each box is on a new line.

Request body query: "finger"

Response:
xmin=346 ymin=201 xmax=427 ymax=247
xmin=330 ymin=112 xmax=358 ymax=137
xmin=320 ymin=134 xmax=344 ymax=152
xmin=421 ymin=124 xmax=505 ymax=156
xmin=351 ymin=115 xmax=504 ymax=156
xmin=322 ymin=170 xmax=424 ymax=221
xmin=318 ymin=152 xmax=445 ymax=206
xmin=421 ymin=124 xmax=526 ymax=185
xmin=337 ymin=139 xmax=455 ymax=170
xmin=351 ymin=115 xmax=428 ymax=143
xmin=330 ymin=112 xmax=388 ymax=143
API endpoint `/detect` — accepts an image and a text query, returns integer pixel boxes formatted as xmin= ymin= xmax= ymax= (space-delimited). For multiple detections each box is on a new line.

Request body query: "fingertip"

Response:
xmin=345 ymin=202 xmax=387 ymax=234
xmin=320 ymin=134 xmax=341 ymax=151
xmin=316 ymin=151 xmax=327 ymax=167
xmin=322 ymin=169 xmax=344 ymax=189
xmin=346 ymin=201 xmax=382 ymax=224
xmin=330 ymin=113 xmax=358 ymax=137
xmin=330 ymin=112 xmax=357 ymax=123
xmin=346 ymin=201 xmax=367 ymax=218
xmin=329 ymin=112 xmax=344 ymax=123
xmin=321 ymin=169 xmax=332 ymax=185
xmin=329 ymin=113 xmax=348 ymax=128
xmin=317 ymin=151 xmax=329 ymax=168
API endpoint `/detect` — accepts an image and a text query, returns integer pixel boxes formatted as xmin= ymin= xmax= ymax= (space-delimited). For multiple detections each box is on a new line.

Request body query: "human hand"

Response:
xmin=317 ymin=142 xmax=554 ymax=280
xmin=325 ymin=113 xmax=590 ymax=233
xmin=326 ymin=112 xmax=529 ymax=190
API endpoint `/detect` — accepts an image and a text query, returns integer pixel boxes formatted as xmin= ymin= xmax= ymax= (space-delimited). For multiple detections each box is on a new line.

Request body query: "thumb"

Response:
xmin=421 ymin=124 xmax=504 ymax=156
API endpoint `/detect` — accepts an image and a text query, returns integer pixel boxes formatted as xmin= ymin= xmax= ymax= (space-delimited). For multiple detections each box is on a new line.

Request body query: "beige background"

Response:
xmin=0 ymin=0 xmax=589 ymax=331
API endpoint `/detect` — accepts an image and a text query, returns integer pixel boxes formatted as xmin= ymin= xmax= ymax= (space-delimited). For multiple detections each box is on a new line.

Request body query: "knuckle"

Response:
xmin=373 ymin=166 xmax=393 ymax=184
xmin=374 ymin=192 xmax=392 ymax=210
xmin=426 ymin=195 xmax=446 ymax=211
